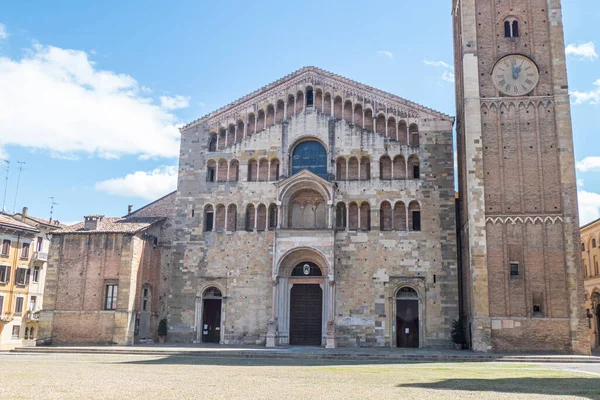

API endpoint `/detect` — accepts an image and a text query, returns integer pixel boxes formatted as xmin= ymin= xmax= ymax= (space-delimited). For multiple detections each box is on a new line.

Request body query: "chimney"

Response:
xmin=83 ymin=215 xmax=104 ymax=231
xmin=127 ymin=205 xmax=133 ymax=215
xmin=22 ymin=207 xmax=28 ymax=217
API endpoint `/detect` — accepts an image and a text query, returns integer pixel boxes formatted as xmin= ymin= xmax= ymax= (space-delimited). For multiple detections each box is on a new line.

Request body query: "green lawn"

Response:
xmin=1 ymin=354 xmax=598 ymax=399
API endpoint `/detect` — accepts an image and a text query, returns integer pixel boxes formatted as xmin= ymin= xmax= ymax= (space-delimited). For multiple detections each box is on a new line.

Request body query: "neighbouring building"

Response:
xmin=170 ymin=66 xmax=458 ymax=348
xmin=11 ymin=207 xmax=64 ymax=345
xmin=453 ymin=0 xmax=589 ymax=353
xmin=0 ymin=213 xmax=40 ymax=348
xmin=38 ymin=193 xmax=175 ymax=345
xmin=581 ymin=218 xmax=600 ymax=349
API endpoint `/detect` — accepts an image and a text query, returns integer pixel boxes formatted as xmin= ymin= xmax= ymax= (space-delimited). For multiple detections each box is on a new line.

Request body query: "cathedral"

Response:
xmin=165 ymin=0 xmax=588 ymax=353
xmin=170 ymin=67 xmax=456 ymax=348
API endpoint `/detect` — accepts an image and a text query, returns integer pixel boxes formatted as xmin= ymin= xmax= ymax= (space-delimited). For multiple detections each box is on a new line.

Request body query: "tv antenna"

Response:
xmin=1 ymin=160 xmax=9 ymax=213
xmin=49 ymin=197 xmax=58 ymax=222
xmin=12 ymin=161 xmax=25 ymax=214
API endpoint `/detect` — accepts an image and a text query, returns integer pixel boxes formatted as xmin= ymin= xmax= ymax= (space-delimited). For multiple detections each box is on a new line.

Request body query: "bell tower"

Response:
xmin=453 ymin=0 xmax=590 ymax=354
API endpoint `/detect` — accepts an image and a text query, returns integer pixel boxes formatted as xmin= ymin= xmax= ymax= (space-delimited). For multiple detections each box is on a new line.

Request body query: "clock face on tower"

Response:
xmin=492 ymin=54 xmax=540 ymax=96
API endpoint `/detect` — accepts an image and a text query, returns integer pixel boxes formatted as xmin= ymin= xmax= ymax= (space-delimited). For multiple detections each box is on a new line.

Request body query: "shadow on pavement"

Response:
xmin=398 ymin=378 xmax=600 ymax=400
xmin=113 ymin=354 xmax=436 ymax=367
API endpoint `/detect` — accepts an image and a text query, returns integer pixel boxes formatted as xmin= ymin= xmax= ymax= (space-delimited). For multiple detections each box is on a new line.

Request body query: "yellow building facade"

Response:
xmin=581 ymin=218 xmax=600 ymax=349
xmin=0 ymin=214 xmax=40 ymax=348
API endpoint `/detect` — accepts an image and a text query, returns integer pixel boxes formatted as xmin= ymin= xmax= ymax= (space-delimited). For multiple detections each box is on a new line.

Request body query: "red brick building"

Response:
xmin=38 ymin=193 xmax=174 ymax=345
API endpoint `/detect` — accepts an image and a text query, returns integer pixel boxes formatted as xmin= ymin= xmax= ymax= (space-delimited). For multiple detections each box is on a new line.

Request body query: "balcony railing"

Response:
xmin=25 ymin=311 xmax=40 ymax=321
xmin=33 ymin=251 xmax=48 ymax=262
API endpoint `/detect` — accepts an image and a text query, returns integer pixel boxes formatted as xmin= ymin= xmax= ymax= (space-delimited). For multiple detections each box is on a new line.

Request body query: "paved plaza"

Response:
xmin=1 ymin=353 xmax=599 ymax=399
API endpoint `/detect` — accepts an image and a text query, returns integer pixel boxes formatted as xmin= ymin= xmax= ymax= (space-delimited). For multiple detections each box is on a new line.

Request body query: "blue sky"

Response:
xmin=0 ymin=0 xmax=599 ymax=224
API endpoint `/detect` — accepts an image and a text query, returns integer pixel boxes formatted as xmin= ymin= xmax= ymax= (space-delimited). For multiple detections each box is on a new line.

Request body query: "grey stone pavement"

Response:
xmin=10 ymin=343 xmax=600 ymax=365
xmin=5 ymin=344 xmax=600 ymax=379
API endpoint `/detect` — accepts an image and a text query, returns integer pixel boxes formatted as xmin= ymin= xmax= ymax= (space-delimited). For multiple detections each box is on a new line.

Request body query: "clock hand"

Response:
xmin=512 ymin=65 xmax=518 ymax=80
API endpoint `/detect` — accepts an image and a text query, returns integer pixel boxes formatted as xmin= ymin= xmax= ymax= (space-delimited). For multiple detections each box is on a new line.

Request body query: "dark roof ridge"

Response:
xmin=124 ymin=191 xmax=177 ymax=218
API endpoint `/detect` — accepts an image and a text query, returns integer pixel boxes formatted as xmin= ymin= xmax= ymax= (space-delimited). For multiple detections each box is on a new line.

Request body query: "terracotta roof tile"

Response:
xmin=56 ymin=192 xmax=176 ymax=235
xmin=0 ymin=213 xmax=40 ymax=233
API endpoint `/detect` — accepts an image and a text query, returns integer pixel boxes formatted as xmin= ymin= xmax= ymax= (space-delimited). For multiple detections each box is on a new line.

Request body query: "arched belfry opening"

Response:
xmin=268 ymin=248 xmax=335 ymax=347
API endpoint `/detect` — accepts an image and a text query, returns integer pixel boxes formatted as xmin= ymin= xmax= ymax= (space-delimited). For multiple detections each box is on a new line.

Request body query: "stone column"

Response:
xmin=277 ymin=203 xmax=282 ymax=229
xmin=330 ymin=93 xmax=334 ymax=116
xmin=385 ymin=117 xmax=388 ymax=137
xmin=254 ymin=206 xmax=258 ymax=232
xmin=266 ymin=279 xmax=278 ymax=347
xmin=326 ymin=280 xmax=336 ymax=348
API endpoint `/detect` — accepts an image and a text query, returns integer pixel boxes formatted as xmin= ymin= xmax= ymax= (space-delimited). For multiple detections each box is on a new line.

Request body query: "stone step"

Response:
xmin=11 ymin=346 xmax=600 ymax=364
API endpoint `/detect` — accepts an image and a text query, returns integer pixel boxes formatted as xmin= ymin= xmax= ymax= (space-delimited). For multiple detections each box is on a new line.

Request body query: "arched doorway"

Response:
xmin=201 ymin=287 xmax=222 ymax=343
xmin=289 ymin=262 xmax=323 ymax=345
xmin=272 ymin=248 xmax=333 ymax=347
xmin=396 ymin=287 xmax=420 ymax=348
xmin=291 ymin=140 xmax=327 ymax=178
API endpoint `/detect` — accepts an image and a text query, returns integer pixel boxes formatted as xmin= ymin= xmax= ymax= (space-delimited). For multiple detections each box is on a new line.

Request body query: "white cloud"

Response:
xmin=160 ymin=95 xmax=190 ymax=110
xmin=578 ymin=179 xmax=584 ymax=188
xmin=424 ymin=60 xmax=454 ymax=83
xmin=95 ymin=165 xmax=177 ymax=200
xmin=579 ymin=189 xmax=600 ymax=225
xmin=442 ymin=71 xmax=455 ymax=83
xmin=576 ymin=156 xmax=600 ymax=172
xmin=377 ymin=50 xmax=393 ymax=59
xmin=0 ymin=24 xmax=8 ymax=40
xmin=565 ymin=42 xmax=598 ymax=60
xmin=423 ymin=60 xmax=452 ymax=68
xmin=0 ymin=43 xmax=187 ymax=159
xmin=571 ymin=79 xmax=600 ymax=105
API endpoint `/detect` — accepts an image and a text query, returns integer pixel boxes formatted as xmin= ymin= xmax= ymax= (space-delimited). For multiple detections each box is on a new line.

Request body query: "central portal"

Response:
xmin=289 ymin=284 xmax=322 ymax=345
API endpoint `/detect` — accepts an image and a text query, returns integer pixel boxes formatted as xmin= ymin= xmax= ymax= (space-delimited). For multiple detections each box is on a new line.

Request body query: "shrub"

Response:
xmin=451 ymin=317 xmax=466 ymax=345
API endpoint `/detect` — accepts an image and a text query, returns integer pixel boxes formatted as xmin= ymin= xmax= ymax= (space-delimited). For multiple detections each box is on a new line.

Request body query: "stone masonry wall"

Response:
xmin=171 ymin=82 xmax=457 ymax=348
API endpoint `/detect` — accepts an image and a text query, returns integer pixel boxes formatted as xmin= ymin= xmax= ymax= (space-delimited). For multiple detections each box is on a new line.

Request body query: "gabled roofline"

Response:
xmin=581 ymin=217 xmax=600 ymax=231
xmin=124 ymin=190 xmax=177 ymax=218
xmin=180 ymin=66 xmax=454 ymax=132
xmin=52 ymin=217 xmax=166 ymax=236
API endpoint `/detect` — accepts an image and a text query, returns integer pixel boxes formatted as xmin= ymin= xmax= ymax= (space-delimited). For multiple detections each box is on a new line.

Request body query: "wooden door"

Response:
xmin=396 ymin=299 xmax=419 ymax=348
xmin=202 ymin=299 xmax=221 ymax=343
xmin=289 ymin=284 xmax=322 ymax=346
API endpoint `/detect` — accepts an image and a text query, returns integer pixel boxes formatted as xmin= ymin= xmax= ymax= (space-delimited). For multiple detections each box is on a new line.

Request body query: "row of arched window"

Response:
xmin=335 ymin=201 xmax=421 ymax=231
xmin=336 ymin=155 xmax=420 ymax=181
xmin=207 ymin=88 xmax=421 ymax=151
xmin=202 ymin=200 xmax=421 ymax=232
xmin=207 ymin=154 xmax=421 ymax=183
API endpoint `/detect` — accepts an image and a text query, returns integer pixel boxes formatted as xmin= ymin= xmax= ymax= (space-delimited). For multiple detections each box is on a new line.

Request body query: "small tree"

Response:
xmin=158 ymin=317 xmax=168 ymax=338
xmin=451 ymin=317 xmax=466 ymax=347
